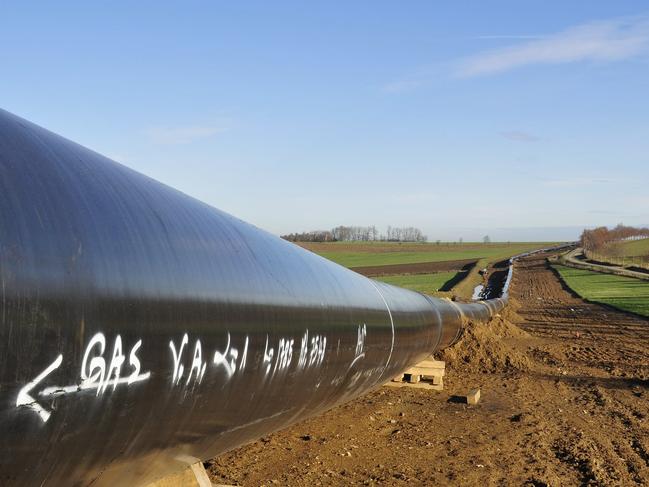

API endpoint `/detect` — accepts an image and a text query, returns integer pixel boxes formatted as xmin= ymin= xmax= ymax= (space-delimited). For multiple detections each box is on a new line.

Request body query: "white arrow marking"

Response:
xmin=39 ymin=371 xmax=151 ymax=397
xmin=16 ymin=354 xmax=63 ymax=423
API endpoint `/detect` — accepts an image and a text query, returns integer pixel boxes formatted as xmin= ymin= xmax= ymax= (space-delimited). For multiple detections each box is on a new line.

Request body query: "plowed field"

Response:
xmin=350 ymin=258 xmax=475 ymax=277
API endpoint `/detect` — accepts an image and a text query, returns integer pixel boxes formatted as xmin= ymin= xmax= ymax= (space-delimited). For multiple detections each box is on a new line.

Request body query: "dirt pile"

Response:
xmin=440 ymin=312 xmax=531 ymax=373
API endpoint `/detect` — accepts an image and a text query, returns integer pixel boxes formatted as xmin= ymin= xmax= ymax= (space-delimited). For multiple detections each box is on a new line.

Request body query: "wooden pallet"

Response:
xmin=145 ymin=461 xmax=235 ymax=487
xmin=385 ymin=359 xmax=445 ymax=391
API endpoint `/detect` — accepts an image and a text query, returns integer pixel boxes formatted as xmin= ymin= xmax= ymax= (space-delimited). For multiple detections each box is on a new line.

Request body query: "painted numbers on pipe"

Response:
xmin=17 ymin=329 xmax=334 ymax=423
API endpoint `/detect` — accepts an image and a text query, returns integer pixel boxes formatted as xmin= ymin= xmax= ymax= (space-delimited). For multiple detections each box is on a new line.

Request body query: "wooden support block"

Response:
xmin=383 ymin=359 xmax=445 ymax=391
xmin=421 ymin=374 xmax=444 ymax=381
xmin=467 ymin=388 xmax=481 ymax=405
xmin=407 ymin=373 xmax=421 ymax=384
xmin=384 ymin=381 xmax=443 ymax=391
xmin=406 ymin=360 xmax=445 ymax=378
xmin=145 ymin=461 xmax=215 ymax=487
xmin=190 ymin=462 xmax=213 ymax=487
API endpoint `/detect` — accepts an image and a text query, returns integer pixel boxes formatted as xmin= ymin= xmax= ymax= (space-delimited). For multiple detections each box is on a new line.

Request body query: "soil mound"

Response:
xmin=440 ymin=313 xmax=530 ymax=373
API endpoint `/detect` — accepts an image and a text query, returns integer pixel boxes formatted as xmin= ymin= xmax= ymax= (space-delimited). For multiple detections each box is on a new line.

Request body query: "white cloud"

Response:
xmin=145 ymin=124 xmax=226 ymax=144
xmin=500 ymin=131 xmax=539 ymax=142
xmin=382 ymin=79 xmax=426 ymax=94
xmin=381 ymin=63 xmax=446 ymax=94
xmin=541 ymin=177 xmax=614 ymax=187
xmin=457 ymin=16 xmax=649 ymax=77
xmin=472 ymin=35 xmax=544 ymax=40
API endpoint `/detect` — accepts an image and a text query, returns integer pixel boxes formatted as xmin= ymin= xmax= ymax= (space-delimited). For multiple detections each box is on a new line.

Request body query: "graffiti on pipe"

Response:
xmin=15 ymin=328 xmax=342 ymax=423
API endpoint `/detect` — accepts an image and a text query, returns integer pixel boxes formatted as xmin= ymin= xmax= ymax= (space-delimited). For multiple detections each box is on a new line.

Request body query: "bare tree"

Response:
xmin=286 ymin=224 xmax=428 ymax=243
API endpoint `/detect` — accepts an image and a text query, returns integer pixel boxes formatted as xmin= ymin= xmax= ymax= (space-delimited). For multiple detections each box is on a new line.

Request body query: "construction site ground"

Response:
xmin=207 ymin=251 xmax=649 ymax=486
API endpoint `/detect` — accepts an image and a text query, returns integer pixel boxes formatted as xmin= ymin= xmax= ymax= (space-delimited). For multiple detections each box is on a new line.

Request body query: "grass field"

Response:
xmin=589 ymin=238 xmax=649 ymax=269
xmin=553 ymin=264 xmax=649 ymax=318
xmin=300 ymin=241 xmax=558 ymax=298
xmin=374 ymin=272 xmax=457 ymax=295
xmin=616 ymin=238 xmax=649 ymax=257
xmin=300 ymin=241 xmax=553 ymax=268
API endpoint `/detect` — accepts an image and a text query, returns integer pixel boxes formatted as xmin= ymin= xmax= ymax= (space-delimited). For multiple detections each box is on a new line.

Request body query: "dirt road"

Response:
xmin=208 ymin=252 xmax=649 ymax=486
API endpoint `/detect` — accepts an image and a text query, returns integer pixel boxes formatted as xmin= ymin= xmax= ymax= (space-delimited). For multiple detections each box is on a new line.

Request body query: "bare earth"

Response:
xmin=350 ymin=258 xmax=476 ymax=277
xmin=207 ymin=252 xmax=649 ymax=486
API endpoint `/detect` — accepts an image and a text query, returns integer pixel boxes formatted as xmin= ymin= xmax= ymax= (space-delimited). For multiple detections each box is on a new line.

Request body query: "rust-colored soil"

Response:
xmin=207 ymin=252 xmax=649 ymax=486
xmin=350 ymin=259 xmax=476 ymax=277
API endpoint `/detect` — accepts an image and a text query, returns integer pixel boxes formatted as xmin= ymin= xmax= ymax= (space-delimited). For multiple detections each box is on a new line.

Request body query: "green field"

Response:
xmin=300 ymin=241 xmax=558 ymax=298
xmin=300 ymin=241 xmax=555 ymax=268
xmin=374 ymin=272 xmax=457 ymax=295
xmin=553 ymin=264 xmax=649 ymax=318
xmin=590 ymin=238 xmax=649 ymax=269
xmin=618 ymin=238 xmax=649 ymax=257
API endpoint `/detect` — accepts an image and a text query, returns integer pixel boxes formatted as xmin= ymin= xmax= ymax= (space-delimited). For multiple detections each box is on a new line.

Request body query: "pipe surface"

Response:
xmin=0 ymin=109 xmax=504 ymax=486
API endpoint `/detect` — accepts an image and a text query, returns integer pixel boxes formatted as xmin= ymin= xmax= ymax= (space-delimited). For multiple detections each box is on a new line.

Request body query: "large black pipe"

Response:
xmin=0 ymin=109 xmax=505 ymax=486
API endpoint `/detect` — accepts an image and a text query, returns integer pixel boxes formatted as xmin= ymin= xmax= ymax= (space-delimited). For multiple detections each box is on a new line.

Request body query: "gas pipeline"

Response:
xmin=0 ymin=109 xmax=507 ymax=486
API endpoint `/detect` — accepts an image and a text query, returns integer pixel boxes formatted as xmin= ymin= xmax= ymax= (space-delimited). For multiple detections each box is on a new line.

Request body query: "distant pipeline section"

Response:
xmin=0 ymin=109 xmax=507 ymax=486
xmin=476 ymin=244 xmax=576 ymax=300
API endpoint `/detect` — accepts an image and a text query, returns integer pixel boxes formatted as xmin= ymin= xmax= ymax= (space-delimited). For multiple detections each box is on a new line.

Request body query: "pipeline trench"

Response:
xmin=208 ymin=251 xmax=649 ymax=486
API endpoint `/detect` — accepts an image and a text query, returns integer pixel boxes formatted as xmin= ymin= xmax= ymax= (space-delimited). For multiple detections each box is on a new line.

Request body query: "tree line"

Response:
xmin=580 ymin=224 xmax=649 ymax=252
xmin=281 ymin=225 xmax=428 ymax=243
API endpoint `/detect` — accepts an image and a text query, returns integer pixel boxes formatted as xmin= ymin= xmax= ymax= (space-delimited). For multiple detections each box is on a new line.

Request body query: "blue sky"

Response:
xmin=2 ymin=1 xmax=648 ymax=241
